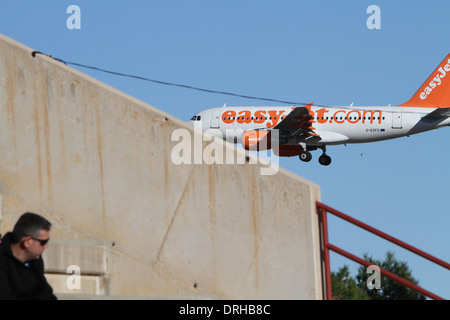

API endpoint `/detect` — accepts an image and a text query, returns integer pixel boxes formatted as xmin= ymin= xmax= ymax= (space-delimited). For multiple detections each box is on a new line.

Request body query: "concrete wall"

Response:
xmin=0 ymin=33 xmax=322 ymax=299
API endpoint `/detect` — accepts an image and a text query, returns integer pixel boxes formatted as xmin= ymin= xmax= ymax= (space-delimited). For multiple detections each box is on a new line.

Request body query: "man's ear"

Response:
xmin=21 ymin=236 xmax=32 ymax=249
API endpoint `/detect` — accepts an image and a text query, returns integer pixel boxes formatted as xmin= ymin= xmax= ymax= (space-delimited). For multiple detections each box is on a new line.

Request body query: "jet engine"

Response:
xmin=242 ymin=130 xmax=271 ymax=151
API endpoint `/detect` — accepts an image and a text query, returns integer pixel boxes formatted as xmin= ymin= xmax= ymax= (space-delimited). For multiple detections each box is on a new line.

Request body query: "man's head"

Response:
xmin=12 ymin=212 xmax=52 ymax=261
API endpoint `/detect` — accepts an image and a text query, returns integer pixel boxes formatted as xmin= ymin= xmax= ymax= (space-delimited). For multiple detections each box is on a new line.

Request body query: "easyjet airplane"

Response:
xmin=189 ymin=54 xmax=450 ymax=165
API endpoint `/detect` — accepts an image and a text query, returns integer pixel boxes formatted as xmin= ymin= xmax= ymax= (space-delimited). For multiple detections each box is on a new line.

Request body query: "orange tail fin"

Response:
xmin=400 ymin=54 xmax=450 ymax=108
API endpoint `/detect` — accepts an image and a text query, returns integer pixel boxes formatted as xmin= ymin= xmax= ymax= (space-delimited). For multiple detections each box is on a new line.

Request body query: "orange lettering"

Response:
xmin=267 ymin=110 xmax=285 ymax=128
xmin=347 ymin=110 xmax=361 ymax=124
xmin=334 ymin=110 xmax=345 ymax=123
xmin=315 ymin=108 xmax=329 ymax=124
xmin=222 ymin=110 xmax=236 ymax=124
xmin=237 ymin=110 xmax=251 ymax=124
xmin=254 ymin=110 xmax=266 ymax=124
xmin=363 ymin=110 xmax=382 ymax=124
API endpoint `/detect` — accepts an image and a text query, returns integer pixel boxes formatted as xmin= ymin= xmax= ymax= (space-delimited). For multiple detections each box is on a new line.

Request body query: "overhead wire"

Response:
xmin=31 ymin=51 xmax=325 ymax=107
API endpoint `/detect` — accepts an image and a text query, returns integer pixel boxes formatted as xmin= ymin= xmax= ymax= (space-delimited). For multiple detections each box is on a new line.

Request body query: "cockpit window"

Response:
xmin=190 ymin=115 xmax=201 ymax=121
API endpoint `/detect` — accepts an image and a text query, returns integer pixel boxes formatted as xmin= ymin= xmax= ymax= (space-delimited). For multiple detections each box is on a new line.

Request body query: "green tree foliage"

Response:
xmin=356 ymin=251 xmax=426 ymax=300
xmin=331 ymin=251 xmax=426 ymax=300
xmin=331 ymin=265 xmax=369 ymax=300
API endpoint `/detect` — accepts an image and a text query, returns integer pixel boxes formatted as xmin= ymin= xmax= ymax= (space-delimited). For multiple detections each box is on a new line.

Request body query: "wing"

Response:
xmin=274 ymin=103 xmax=320 ymax=139
xmin=243 ymin=103 xmax=321 ymax=151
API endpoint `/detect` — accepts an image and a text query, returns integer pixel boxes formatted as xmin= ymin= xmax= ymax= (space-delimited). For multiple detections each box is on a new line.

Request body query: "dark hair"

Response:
xmin=11 ymin=212 xmax=52 ymax=243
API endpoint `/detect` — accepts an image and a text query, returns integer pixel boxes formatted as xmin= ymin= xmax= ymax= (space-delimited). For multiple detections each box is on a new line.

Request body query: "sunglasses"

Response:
xmin=29 ymin=236 xmax=50 ymax=246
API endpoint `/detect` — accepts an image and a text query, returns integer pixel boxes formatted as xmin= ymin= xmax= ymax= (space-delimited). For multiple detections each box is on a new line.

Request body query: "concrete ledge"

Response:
xmin=46 ymin=274 xmax=105 ymax=296
xmin=56 ymin=292 xmax=218 ymax=300
xmin=43 ymin=240 xmax=108 ymax=275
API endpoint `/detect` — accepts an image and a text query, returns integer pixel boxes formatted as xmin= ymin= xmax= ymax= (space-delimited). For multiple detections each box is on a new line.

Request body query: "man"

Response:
xmin=0 ymin=212 xmax=57 ymax=300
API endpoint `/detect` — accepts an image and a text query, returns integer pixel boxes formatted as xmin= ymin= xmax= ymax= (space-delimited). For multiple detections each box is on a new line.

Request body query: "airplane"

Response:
xmin=188 ymin=54 xmax=450 ymax=166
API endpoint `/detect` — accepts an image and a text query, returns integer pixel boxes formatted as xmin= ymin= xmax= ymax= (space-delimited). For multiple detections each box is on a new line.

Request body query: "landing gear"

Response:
xmin=299 ymin=151 xmax=312 ymax=162
xmin=318 ymin=145 xmax=331 ymax=166
xmin=297 ymin=145 xmax=332 ymax=166
xmin=318 ymin=154 xmax=332 ymax=166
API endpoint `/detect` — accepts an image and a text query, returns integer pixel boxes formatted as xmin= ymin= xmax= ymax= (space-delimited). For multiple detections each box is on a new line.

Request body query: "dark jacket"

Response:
xmin=0 ymin=232 xmax=57 ymax=300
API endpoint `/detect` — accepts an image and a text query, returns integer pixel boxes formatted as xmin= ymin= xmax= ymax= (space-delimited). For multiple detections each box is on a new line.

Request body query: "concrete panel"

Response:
xmin=45 ymin=274 xmax=105 ymax=296
xmin=0 ymin=33 xmax=322 ymax=299
xmin=42 ymin=240 xmax=108 ymax=275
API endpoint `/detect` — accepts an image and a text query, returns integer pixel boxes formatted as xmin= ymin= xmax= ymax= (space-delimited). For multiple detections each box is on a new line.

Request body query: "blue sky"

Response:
xmin=1 ymin=1 xmax=449 ymax=299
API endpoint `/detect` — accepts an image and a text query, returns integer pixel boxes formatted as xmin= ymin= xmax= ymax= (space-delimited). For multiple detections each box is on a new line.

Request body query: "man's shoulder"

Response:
xmin=0 ymin=233 xmax=15 ymax=266
xmin=0 ymin=239 xmax=9 ymax=271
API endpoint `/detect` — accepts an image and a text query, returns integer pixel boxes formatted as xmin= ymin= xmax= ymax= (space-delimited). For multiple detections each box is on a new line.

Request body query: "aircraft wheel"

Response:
xmin=319 ymin=154 xmax=332 ymax=166
xmin=299 ymin=151 xmax=312 ymax=162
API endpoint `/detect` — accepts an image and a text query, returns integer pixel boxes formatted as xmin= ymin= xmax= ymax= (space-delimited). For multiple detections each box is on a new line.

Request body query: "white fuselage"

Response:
xmin=189 ymin=105 xmax=450 ymax=146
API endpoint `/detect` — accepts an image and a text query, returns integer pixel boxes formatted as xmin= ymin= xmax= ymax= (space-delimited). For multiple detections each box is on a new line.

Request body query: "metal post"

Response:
xmin=318 ymin=205 xmax=332 ymax=300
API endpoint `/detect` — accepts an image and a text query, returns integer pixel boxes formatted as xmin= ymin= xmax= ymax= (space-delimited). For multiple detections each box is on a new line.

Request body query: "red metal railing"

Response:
xmin=316 ymin=201 xmax=450 ymax=300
